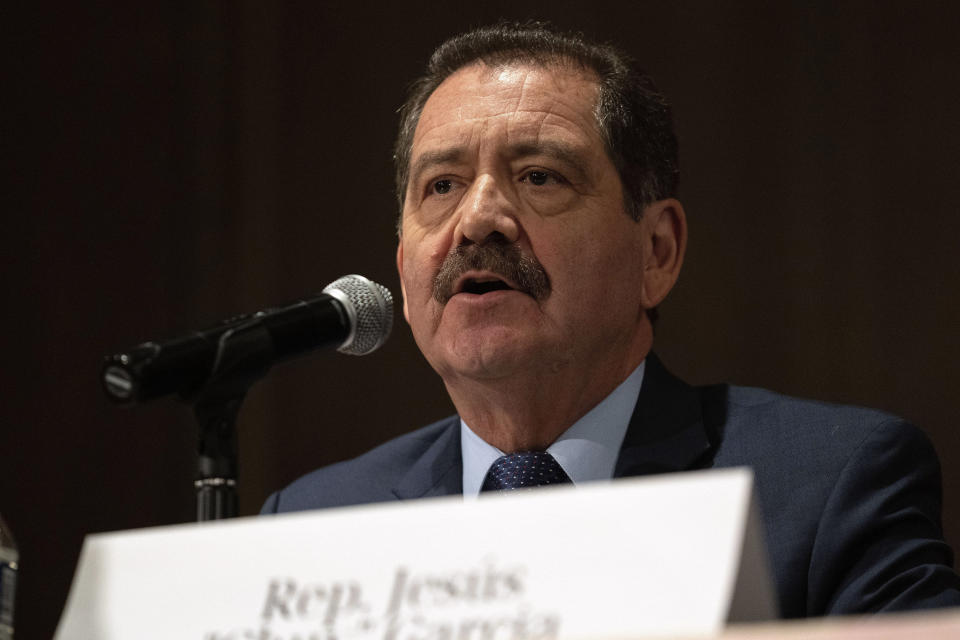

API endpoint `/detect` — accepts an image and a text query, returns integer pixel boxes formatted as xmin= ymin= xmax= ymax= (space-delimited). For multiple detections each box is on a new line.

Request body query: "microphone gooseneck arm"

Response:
xmin=191 ymin=318 xmax=275 ymax=521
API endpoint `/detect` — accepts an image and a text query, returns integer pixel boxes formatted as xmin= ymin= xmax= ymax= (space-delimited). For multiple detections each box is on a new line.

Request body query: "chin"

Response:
xmin=434 ymin=326 xmax=542 ymax=381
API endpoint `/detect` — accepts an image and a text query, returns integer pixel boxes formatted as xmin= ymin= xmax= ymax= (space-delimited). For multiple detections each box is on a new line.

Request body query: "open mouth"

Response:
xmin=432 ymin=243 xmax=551 ymax=304
xmin=461 ymin=277 xmax=513 ymax=295
xmin=454 ymin=274 xmax=519 ymax=296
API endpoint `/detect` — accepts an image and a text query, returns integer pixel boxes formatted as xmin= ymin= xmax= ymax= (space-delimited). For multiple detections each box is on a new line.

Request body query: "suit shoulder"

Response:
xmin=709 ymin=382 xmax=934 ymax=519
xmin=262 ymin=416 xmax=458 ymax=513
xmin=719 ymin=383 xmax=911 ymax=446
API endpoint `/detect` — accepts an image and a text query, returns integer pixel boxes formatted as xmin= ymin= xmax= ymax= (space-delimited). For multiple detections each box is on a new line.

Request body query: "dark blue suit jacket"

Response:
xmin=262 ymin=355 xmax=960 ymax=617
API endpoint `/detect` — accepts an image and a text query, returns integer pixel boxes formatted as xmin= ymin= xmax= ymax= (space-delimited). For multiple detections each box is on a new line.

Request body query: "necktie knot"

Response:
xmin=480 ymin=451 xmax=572 ymax=491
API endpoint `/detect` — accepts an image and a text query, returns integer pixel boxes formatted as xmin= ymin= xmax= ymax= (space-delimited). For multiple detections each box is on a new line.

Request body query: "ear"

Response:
xmin=396 ymin=241 xmax=411 ymax=322
xmin=639 ymin=198 xmax=687 ymax=309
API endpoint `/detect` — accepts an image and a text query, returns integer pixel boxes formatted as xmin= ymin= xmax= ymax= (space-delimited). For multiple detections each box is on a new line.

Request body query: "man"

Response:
xmin=262 ymin=23 xmax=960 ymax=617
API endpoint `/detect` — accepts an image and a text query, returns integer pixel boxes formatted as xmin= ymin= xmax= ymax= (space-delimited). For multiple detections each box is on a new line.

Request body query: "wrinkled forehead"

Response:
xmin=411 ymin=61 xmax=604 ymax=149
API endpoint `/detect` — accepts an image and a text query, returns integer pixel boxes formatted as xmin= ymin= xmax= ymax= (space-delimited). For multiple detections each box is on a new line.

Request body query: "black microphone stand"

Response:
xmin=185 ymin=318 xmax=275 ymax=522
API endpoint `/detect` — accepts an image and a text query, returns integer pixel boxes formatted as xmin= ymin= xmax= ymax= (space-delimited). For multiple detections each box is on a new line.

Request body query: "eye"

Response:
xmin=432 ymin=179 xmax=453 ymax=195
xmin=521 ymin=170 xmax=564 ymax=187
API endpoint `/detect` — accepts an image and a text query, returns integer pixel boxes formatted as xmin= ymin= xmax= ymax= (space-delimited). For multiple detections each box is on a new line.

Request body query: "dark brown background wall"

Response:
xmin=4 ymin=2 xmax=959 ymax=638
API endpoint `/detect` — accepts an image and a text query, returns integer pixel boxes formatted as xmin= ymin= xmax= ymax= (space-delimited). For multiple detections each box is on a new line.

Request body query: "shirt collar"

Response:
xmin=460 ymin=361 xmax=646 ymax=498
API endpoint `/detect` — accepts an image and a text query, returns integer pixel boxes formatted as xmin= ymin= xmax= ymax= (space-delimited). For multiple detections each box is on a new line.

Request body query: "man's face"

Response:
xmin=397 ymin=62 xmax=651 ymax=385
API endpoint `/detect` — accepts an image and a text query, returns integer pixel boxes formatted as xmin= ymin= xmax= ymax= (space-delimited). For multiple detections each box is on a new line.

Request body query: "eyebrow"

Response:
xmin=408 ymin=139 xmax=593 ymax=188
xmin=504 ymin=140 xmax=591 ymax=182
xmin=409 ymin=147 xmax=469 ymax=190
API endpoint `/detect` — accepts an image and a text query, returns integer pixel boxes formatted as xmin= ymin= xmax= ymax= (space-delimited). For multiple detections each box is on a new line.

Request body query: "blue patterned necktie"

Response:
xmin=480 ymin=451 xmax=572 ymax=491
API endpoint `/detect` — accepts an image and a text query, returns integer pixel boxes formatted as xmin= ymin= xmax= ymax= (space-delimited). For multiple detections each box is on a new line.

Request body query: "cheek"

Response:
xmin=402 ymin=257 xmax=432 ymax=304
xmin=401 ymin=236 xmax=447 ymax=307
xmin=540 ymin=226 xmax=643 ymax=299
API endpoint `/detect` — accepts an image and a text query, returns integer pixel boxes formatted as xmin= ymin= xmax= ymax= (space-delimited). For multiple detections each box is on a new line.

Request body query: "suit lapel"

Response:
xmin=614 ymin=353 xmax=714 ymax=478
xmin=392 ymin=417 xmax=463 ymax=500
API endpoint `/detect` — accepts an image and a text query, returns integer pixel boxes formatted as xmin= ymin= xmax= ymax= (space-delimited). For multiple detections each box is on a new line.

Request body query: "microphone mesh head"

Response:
xmin=323 ymin=274 xmax=393 ymax=355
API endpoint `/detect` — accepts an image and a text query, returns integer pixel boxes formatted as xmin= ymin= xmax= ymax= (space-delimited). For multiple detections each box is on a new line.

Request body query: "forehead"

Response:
xmin=411 ymin=62 xmax=604 ymax=154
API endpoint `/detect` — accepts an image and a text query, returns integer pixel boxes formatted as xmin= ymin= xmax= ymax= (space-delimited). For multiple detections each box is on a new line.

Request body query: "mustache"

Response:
xmin=432 ymin=242 xmax=551 ymax=304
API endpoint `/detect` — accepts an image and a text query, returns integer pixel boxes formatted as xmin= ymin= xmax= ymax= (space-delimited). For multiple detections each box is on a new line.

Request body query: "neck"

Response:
xmin=445 ymin=345 xmax=649 ymax=452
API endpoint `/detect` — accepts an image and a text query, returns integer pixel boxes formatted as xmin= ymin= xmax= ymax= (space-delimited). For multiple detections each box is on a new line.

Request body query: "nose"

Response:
xmin=455 ymin=173 xmax=520 ymax=246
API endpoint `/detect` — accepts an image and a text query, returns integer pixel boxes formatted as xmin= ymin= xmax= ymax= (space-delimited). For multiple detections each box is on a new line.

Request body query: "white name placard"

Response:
xmin=55 ymin=467 xmax=776 ymax=639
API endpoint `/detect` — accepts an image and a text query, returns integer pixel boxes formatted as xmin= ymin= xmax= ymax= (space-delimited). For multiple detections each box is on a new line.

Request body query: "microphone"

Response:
xmin=101 ymin=274 xmax=393 ymax=405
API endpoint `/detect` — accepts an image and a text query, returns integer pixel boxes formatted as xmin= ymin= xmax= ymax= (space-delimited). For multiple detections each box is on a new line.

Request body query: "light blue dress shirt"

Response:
xmin=460 ymin=361 xmax=646 ymax=497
